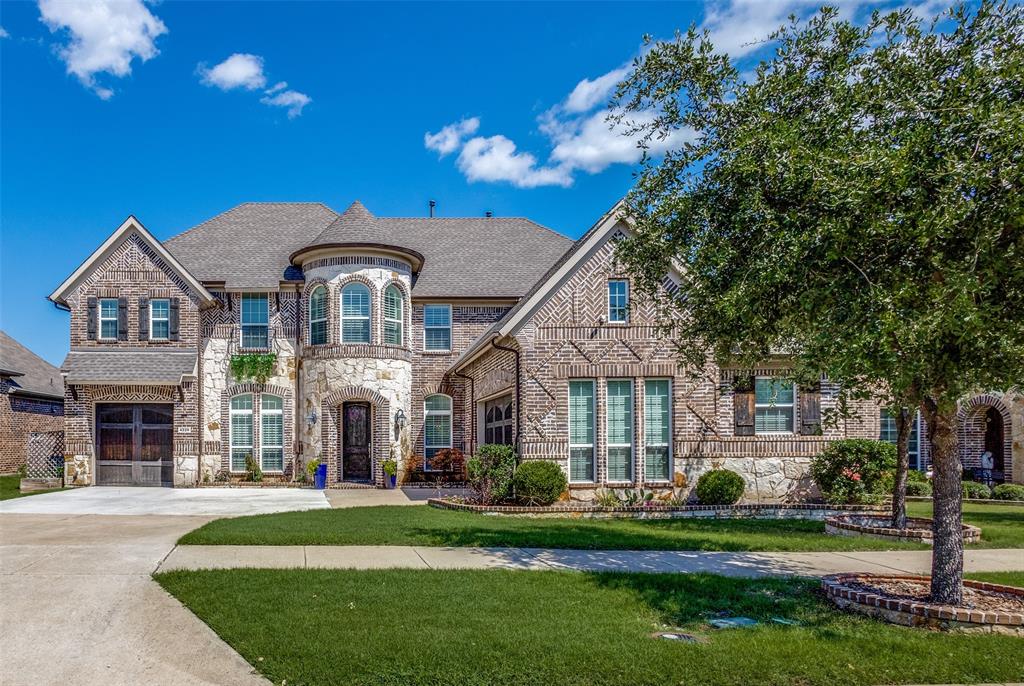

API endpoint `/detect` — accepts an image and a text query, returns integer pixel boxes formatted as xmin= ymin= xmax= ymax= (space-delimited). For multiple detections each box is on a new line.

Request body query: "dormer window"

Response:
xmin=99 ymin=299 xmax=119 ymax=340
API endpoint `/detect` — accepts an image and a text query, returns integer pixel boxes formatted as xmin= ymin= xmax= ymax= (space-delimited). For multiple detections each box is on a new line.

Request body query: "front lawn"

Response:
xmin=0 ymin=473 xmax=65 ymax=500
xmin=178 ymin=501 xmax=1024 ymax=551
xmin=155 ymin=568 xmax=1024 ymax=686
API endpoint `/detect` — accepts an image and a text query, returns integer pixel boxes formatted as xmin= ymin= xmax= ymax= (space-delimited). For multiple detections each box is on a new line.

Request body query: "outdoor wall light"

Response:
xmin=394 ymin=408 xmax=407 ymax=431
xmin=306 ymin=409 xmax=318 ymax=427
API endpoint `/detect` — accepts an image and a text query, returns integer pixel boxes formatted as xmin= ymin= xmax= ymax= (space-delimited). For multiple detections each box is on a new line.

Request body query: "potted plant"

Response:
xmin=382 ymin=458 xmax=398 ymax=489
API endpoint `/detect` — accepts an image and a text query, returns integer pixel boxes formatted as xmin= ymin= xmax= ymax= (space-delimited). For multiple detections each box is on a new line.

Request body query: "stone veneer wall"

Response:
xmin=0 ymin=381 xmax=64 ymax=474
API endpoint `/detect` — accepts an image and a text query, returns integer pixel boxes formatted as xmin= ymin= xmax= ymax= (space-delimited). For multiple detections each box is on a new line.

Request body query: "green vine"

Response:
xmin=229 ymin=353 xmax=277 ymax=383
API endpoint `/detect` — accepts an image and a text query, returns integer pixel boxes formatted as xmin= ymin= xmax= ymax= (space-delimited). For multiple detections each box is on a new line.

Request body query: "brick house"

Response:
xmin=0 ymin=331 xmax=64 ymax=474
xmin=48 ymin=200 xmax=1022 ymax=494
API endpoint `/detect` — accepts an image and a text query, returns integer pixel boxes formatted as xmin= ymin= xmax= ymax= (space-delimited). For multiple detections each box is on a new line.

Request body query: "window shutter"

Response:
xmin=800 ymin=383 xmax=822 ymax=435
xmin=733 ymin=376 xmax=755 ymax=436
xmin=169 ymin=298 xmax=180 ymax=341
xmin=117 ymin=297 xmax=128 ymax=341
xmin=87 ymin=297 xmax=98 ymax=340
xmin=138 ymin=298 xmax=149 ymax=341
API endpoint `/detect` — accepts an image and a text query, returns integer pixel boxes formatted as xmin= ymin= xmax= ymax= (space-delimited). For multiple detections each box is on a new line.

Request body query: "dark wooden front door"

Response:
xmin=985 ymin=407 xmax=1005 ymax=474
xmin=342 ymin=402 xmax=371 ymax=481
xmin=95 ymin=403 xmax=174 ymax=485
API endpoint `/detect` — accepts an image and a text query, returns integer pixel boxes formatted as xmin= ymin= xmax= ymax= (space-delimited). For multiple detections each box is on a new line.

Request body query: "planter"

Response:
xmin=824 ymin=514 xmax=981 ymax=545
xmin=386 ymin=473 xmax=397 ymax=489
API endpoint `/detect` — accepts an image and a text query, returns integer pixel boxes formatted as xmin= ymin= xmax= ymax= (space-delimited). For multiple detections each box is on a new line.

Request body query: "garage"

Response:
xmin=95 ymin=403 xmax=174 ymax=485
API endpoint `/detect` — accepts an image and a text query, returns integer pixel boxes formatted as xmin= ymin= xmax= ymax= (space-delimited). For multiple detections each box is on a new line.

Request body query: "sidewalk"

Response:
xmin=158 ymin=544 xmax=1024 ymax=577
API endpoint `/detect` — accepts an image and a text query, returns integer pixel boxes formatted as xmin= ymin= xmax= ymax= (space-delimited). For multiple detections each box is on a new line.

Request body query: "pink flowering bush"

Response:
xmin=810 ymin=439 xmax=896 ymax=504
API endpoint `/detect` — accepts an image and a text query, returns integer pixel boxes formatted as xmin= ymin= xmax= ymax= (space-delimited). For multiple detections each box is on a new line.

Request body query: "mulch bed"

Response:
xmin=844 ymin=577 xmax=1024 ymax=614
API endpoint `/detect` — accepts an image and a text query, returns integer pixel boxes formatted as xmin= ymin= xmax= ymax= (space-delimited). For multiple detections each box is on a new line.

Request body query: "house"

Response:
xmin=0 ymin=331 xmax=65 ymax=474
xmin=47 ymin=200 xmax=1022 ymax=493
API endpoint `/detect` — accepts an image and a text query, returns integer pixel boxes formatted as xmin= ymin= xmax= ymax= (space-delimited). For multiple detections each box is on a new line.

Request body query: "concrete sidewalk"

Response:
xmin=159 ymin=544 xmax=1024 ymax=577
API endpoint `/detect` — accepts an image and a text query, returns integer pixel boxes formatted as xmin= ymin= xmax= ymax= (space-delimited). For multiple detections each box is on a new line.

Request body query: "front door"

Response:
xmin=984 ymin=407 xmax=1005 ymax=476
xmin=95 ymin=403 xmax=174 ymax=485
xmin=342 ymin=402 xmax=371 ymax=481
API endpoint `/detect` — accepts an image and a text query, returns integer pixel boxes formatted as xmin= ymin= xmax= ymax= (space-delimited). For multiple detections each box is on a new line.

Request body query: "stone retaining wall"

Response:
xmin=824 ymin=514 xmax=982 ymax=545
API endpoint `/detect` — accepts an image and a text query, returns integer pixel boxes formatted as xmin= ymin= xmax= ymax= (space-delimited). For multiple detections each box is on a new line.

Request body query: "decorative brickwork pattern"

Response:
xmin=0 ymin=383 xmax=64 ymax=474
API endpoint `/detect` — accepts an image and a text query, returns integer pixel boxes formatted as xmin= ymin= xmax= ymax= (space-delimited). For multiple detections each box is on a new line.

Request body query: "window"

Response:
xmin=99 ymin=298 xmax=119 ymax=340
xmin=880 ymin=409 xmax=921 ymax=470
xmin=484 ymin=395 xmax=514 ymax=446
xmin=149 ymin=299 xmax=170 ymax=340
xmin=608 ymin=280 xmax=629 ymax=323
xmin=645 ymin=379 xmax=671 ymax=481
xmin=384 ymin=285 xmax=404 ymax=346
xmin=606 ymin=379 xmax=633 ymax=482
xmin=568 ymin=380 xmax=595 ymax=482
xmin=424 ymin=304 xmax=451 ymax=351
xmin=229 ymin=394 xmax=254 ymax=472
xmin=754 ymin=378 xmax=795 ymax=433
xmin=309 ymin=286 xmax=327 ymax=345
xmin=241 ymin=293 xmax=269 ymax=349
xmin=341 ymin=283 xmax=371 ymax=344
xmin=424 ymin=394 xmax=452 ymax=467
xmin=261 ymin=395 xmax=284 ymax=472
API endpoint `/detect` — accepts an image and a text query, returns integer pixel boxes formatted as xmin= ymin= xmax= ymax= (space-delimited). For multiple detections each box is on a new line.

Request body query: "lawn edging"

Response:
xmin=824 ymin=514 xmax=982 ymax=545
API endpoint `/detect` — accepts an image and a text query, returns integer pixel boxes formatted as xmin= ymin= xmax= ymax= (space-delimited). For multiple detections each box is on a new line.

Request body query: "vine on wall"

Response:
xmin=229 ymin=353 xmax=277 ymax=383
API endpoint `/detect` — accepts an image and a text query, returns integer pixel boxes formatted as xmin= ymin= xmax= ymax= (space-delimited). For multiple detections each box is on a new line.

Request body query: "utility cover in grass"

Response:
xmin=708 ymin=617 xmax=758 ymax=629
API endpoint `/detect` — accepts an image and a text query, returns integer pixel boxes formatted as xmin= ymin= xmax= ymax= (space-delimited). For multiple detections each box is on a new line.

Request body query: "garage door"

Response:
xmin=95 ymin=403 xmax=174 ymax=486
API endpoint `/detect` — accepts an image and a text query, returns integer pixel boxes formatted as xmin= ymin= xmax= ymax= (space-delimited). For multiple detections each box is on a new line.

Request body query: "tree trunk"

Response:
xmin=891 ymin=407 xmax=911 ymax=530
xmin=922 ymin=395 xmax=963 ymax=605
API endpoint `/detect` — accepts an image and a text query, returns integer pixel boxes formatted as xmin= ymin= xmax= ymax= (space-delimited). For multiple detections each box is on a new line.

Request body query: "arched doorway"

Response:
xmin=984 ymin=407 xmax=1005 ymax=478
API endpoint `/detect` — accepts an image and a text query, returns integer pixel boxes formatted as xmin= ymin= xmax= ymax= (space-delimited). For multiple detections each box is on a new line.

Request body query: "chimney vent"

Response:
xmin=485 ymin=211 xmax=493 ymax=218
xmin=429 ymin=200 xmax=436 ymax=218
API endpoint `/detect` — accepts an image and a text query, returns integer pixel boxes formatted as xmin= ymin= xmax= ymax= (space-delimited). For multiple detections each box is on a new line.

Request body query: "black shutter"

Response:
xmin=87 ymin=297 xmax=98 ymax=340
xmin=138 ymin=298 xmax=149 ymax=341
xmin=733 ymin=376 xmax=756 ymax=436
xmin=117 ymin=297 xmax=128 ymax=341
xmin=169 ymin=298 xmax=180 ymax=341
xmin=800 ymin=383 xmax=822 ymax=435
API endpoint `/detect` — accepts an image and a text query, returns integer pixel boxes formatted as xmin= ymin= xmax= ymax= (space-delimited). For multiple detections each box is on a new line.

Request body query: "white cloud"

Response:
xmin=199 ymin=53 xmax=266 ymax=91
xmin=265 ymin=81 xmax=288 ymax=95
xmin=563 ymin=66 xmax=629 ymax=113
xmin=456 ymin=135 xmax=572 ymax=189
xmin=424 ymin=117 xmax=480 ymax=156
xmin=548 ymin=109 xmax=693 ymax=174
xmin=0 ymin=26 xmax=9 ymax=39
xmin=260 ymin=88 xmax=312 ymax=119
xmin=37 ymin=0 xmax=167 ymax=99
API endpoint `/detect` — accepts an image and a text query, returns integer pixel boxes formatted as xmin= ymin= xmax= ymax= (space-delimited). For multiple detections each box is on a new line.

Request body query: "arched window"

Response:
xmin=384 ymin=284 xmax=404 ymax=346
xmin=341 ymin=283 xmax=371 ymax=344
xmin=261 ymin=395 xmax=284 ymax=472
xmin=424 ymin=394 xmax=452 ymax=468
xmin=309 ymin=286 xmax=327 ymax=345
xmin=229 ymin=394 xmax=253 ymax=472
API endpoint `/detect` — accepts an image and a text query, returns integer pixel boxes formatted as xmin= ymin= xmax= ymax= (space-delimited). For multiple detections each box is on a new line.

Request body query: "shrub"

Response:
xmin=810 ymin=439 xmax=896 ymax=504
xmin=382 ymin=458 xmax=398 ymax=477
xmin=694 ymin=469 xmax=745 ymax=505
xmin=513 ymin=460 xmax=567 ymax=506
xmin=961 ymin=480 xmax=991 ymax=499
xmin=991 ymin=484 xmax=1024 ymax=501
xmin=905 ymin=480 xmax=933 ymax=497
xmin=306 ymin=457 xmax=321 ymax=481
xmin=907 ymin=469 xmax=929 ymax=484
xmin=244 ymin=454 xmax=263 ymax=483
xmin=466 ymin=444 xmax=517 ymax=504
xmin=428 ymin=448 xmax=466 ymax=478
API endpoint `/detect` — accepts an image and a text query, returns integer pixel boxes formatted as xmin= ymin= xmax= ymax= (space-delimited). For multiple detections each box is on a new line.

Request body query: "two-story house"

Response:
xmin=48 ymin=200 xmax=1022 ymax=494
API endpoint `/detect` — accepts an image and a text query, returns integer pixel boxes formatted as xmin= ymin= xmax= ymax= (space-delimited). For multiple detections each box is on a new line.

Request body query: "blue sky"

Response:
xmin=0 ymin=0 xmax=946 ymax=365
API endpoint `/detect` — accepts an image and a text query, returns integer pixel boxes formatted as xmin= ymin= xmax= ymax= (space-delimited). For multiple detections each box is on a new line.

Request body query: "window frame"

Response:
xmin=229 ymin=394 xmax=254 ymax=473
xmin=644 ymin=378 xmax=673 ymax=483
xmin=607 ymin=279 xmax=629 ymax=324
xmin=568 ymin=379 xmax=596 ymax=483
xmin=423 ymin=304 xmax=452 ymax=352
xmin=99 ymin=298 xmax=119 ymax=340
xmin=880 ymin=409 xmax=922 ymax=471
xmin=753 ymin=376 xmax=796 ymax=435
xmin=482 ymin=393 xmax=514 ymax=447
xmin=240 ymin=293 xmax=270 ymax=350
xmin=383 ymin=284 xmax=404 ymax=347
xmin=308 ymin=285 xmax=328 ymax=345
xmin=260 ymin=394 xmax=284 ymax=473
xmin=423 ymin=393 xmax=453 ymax=470
xmin=340 ymin=282 xmax=372 ymax=344
xmin=149 ymin=298 xmax=170 ymax=341
xmin=605 ymin=378 xmax=634 ymax=483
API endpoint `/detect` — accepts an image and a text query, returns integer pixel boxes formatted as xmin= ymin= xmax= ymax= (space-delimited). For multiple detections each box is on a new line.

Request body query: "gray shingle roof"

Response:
xmin=62 ymin=349 xmax=197 ymax=385
xmin=163 ymin=201 xmax=574 ymax=297
xmin=0 ymin=331 xmax=63 ymax=400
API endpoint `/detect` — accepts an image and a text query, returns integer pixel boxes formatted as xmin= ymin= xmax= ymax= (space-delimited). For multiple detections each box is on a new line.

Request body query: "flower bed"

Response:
xmin=822 ymin=574 xmax=1024 ymax=634
xmin=824 ymin=514 xmax=982 ymax=545
xmin=428 ymin=497 xmax=886 ymax=520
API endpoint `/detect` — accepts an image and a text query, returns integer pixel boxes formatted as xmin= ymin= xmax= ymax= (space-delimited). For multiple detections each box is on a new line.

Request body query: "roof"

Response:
xmin=61 ymin=349 xmax=198 ymax=385
xmin=163 ymin=201 xmax=574 ymax=296
xmin=291 ymin=201 xmax=425 ymax=270
xmin=0 ymin=331 xmax=64 ymax=400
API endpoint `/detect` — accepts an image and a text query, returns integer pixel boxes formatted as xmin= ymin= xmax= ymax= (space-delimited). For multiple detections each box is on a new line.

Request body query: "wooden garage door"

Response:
xmin=95 ymin=403 xmax=174 ymax=486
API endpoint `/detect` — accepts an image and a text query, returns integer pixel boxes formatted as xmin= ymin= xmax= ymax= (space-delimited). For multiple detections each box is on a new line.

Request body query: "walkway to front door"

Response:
xmin=342 ymin=401 xmax=371 ymax=481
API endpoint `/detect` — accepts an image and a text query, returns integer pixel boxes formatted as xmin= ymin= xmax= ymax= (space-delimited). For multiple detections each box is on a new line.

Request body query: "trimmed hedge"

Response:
xmin=513 ymin=461 xmax=567 ymax=506
xmin=905 ymin=480 xmax=933 ymax=496
xmin=961 ymin=480 xmax=991 ymax=499
xmin=466 ymin=444 xmax=517 ymax=505
xmin=695 ymin=469 xmax=745 ymax=505
xmin=992 ymin=483 xmax=1024 ymax=501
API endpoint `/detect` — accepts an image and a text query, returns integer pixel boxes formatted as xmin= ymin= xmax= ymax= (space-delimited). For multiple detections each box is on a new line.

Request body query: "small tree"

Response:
xmin=614 ymin=2 xmax=1024 ymax=603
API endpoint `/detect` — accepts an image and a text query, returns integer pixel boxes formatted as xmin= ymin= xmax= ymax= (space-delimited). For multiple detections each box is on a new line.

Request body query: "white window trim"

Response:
xmin=644 ymin=378 xmax=673 ymax=483
xmin=423 ymin=394 xmax=453 ymax=471
xmin=568 ymin=378 xmax=596 ymax=484
xmin=229 ymin=394 xmax=254 ymax=473
xmin=607 ymin=279 xmax=629 ymax=325
xmin=99 ymin=298 xmax=119 ymax=340
xmin=754 ymin=376 xmax=797 ymax=435
xmin=149 ymin=298 xmax=170 ymax=341
xmin=605 ymin=378 xmax=634 ymax=484
xmin=260 ymin=395 xmax=284 ymax=473
xmin=384 ymin=285 xmax=404 ymax=347
xmin=240 ymin=293 xmax=270 ymax=350
xmin=423 ymin=304 xmax=452 ymax=352
xmin=340 ymin=283 xmax=371 ymax=344
xmin=309 ymin=286 xmax=327 ymax=345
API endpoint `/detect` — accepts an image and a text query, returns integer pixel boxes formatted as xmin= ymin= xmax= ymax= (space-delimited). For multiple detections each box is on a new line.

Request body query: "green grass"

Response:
xmin=965 ymin=571 xmax=1024 ymax=586
xmin=0 ymin=473 xmax=65 ymax=500
xmin=178 ymin=501 xmax=1024 ymax=551
xmin=907 ymin=500 xmax=1024 ymax=547
xmin=155 ymin=568 xmax=1024 ymax=686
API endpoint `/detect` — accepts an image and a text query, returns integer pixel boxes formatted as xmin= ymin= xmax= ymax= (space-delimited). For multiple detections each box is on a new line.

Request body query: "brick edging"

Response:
xmin=824 ymin=514 xmax=982 ymax=544
xmin=906 ymin=496 xmax=1024 ymax=506
xmin=428 ymin=498 xmax=886 ymax=517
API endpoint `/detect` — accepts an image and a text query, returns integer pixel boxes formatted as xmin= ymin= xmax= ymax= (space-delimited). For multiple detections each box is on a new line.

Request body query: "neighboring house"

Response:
xmin=0 ymin=331 xmax=64 ymax=474
xmin=47 ymin=200 xmax=1022 ymax=493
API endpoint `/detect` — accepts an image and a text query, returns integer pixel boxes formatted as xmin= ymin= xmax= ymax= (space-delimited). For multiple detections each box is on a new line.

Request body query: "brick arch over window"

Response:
xmin=220 ymin=383 xmax=294 ymax=476
xmin=957 ymin=394 xmax=1013 ymax=475
xmin=302 ymin=277 xmax=332 ymax=346
xmin=381 ymin=278 xmax=411 ymax=349
xmin=336 ymin=274 xmax=378 ymax=344
xmin=320 ymin=385 xmax=390 ymax=487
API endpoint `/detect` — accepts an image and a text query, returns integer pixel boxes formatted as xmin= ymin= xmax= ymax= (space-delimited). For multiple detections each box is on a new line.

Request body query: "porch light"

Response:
xmin=395 ymin=408 xmax=407 ymax=431
xmin=306 ymin=409 xmax=318 ymax=427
